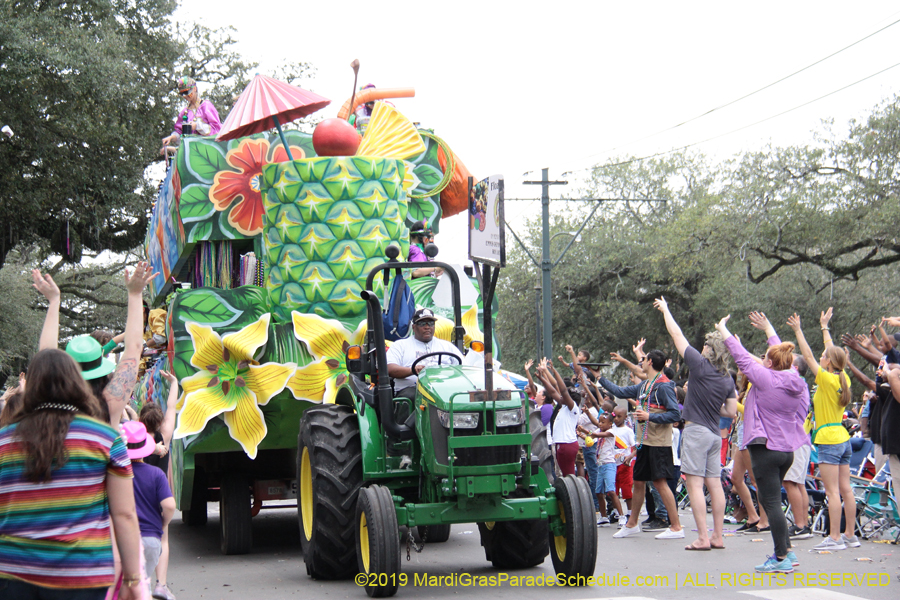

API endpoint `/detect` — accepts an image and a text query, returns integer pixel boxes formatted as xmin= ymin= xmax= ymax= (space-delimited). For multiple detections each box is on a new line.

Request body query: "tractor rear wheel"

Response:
xmin=483 ymin=489 xmax=550 ymax=569
xmin=416 ymin=523 xmax=451 ymax=543
xmin=298 ymin=404 xmax=363 ymax=580
xmin=549 ymin=475 xmax=597 ymax=580
xmin=356 ymin=485 xmax=401 ymax=598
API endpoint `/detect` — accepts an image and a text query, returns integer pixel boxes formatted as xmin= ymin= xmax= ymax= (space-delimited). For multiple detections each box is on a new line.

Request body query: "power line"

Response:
xmin=570 ymin=15 xmax=900 ymax=167
xmin=585 ymin=59 xmax=900 ymax=173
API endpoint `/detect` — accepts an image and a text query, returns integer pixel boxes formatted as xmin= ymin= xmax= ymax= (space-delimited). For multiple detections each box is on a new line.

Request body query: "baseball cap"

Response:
xmin=413 ymin=308 xmax=437 ymax=324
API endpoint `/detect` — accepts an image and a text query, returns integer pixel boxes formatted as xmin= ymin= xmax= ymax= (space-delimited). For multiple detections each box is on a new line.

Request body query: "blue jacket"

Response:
xmin=599 ymin=375 xmax=681 ymax=447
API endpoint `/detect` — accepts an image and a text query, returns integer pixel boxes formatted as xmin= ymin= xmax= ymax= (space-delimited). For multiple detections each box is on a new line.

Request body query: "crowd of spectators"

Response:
xmin=520 ymin=300 xmax=899 ymax=573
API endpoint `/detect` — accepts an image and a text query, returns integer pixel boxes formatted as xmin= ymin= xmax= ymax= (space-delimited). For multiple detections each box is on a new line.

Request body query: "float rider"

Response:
xmin=408 ymin=220 xmax=443 ymax=279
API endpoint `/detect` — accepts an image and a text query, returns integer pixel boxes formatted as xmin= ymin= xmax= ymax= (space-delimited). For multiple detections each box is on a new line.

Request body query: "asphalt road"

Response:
xmin=166 ymin=503 xmax=898 ymax=600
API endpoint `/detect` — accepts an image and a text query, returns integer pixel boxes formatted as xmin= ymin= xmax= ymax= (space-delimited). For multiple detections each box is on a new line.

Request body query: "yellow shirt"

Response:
xmin=812 ymin=369 xmax=850 ymax=445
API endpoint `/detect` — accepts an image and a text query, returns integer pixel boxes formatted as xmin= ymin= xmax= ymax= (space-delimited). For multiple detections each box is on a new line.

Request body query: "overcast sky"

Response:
xmin=175 ymin=1 xmax=900 ymax=265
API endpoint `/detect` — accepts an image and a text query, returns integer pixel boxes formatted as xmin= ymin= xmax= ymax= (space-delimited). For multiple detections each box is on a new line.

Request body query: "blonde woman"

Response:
xmin=787 ymin=308 xmax=857 ymax=551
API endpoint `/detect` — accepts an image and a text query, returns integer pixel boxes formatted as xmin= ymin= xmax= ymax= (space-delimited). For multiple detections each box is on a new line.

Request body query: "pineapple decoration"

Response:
xmin=261 ymin=102 xmax=426 ymax=324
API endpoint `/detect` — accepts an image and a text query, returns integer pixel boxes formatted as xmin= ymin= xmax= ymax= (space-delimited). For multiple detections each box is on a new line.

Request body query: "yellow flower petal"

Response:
xmin=187 ymin=322 xmax=225 ymax=371
xmin=286 ymin=360 xmax=335 ymax=403
xmin=462 ymin=305 xmax=484 ymax=345
xmin=291 ymin=312 xmax=350 ymax=360
xmin=174 ymin=385 xmax=234 ymax=437
xmin=433 ymin=315 xmax=455 ymax=343
xmin=222 ymin=313 xmax=271 ymax=362
xmin=350 ymin=320 xmax=367 ymax=347
xmin=176 ymin=370 xmax=214 ymax=410
xmin=244 ymin=362 xmax=295 ymax=406
xmin=223 ymin=386 xmax=267 ymax=459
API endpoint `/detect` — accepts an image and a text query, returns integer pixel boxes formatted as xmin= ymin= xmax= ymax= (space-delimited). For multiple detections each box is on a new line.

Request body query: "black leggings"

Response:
xmin=748 ymin=445 xmax=793 ymax=558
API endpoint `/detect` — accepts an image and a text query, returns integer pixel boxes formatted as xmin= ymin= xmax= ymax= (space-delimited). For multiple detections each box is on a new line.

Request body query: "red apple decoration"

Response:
xmin=312 ymin=118 xmax=361 ymax=156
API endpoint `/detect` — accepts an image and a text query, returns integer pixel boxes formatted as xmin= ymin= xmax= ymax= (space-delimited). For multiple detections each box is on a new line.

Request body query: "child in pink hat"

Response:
xmin=123 ymin=421 xmax=176 ymax=598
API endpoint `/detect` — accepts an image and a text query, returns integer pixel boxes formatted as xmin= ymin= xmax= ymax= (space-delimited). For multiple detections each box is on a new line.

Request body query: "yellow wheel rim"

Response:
xmin=360 ymin=512 xmax=370 ymax=573
xmin=485 ymin=521 xmax=495 ymax=531
xmin=300 ymin=447 xmax=313 ymax=540
xmin=554 ymin=500 xmax=567 ymax=561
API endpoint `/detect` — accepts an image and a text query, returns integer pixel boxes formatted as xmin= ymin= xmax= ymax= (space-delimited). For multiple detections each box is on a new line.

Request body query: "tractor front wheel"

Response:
xmin=549 ymin=475 xmax=597 ymax=580
xmin=356 ymin=485 xmax=401 ymax=598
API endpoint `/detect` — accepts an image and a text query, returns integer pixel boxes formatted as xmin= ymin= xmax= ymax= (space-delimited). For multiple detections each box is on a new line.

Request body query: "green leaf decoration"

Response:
xmin=179 ymin=185 xmax=217 ymax=222
xmin=413 ymin=163 xmax=443 ymax=192
xmin=172 ymin=338 xmax=195 ymax=381
xmin=187 ymin=141 xmax=229 ymax=184
xmin=175 ymin=289 xmax=244 ymax=327
xmin=187 ymin=221 xmax=213 ymax=243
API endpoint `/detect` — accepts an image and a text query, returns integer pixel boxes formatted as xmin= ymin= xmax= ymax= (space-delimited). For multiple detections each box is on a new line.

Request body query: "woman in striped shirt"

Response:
xmin=0 ymin=349 xmax=143 ymax=599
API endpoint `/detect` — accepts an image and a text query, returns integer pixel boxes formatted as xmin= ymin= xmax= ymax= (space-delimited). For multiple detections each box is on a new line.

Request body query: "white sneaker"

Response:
xmin=640 ymin=508 xmax=648 ymax=517
xmin=841 ymin=533 xmax=861 ymax=548
xmin=811 ymin=537 xmax=846 ymax=551
xmin=655 ymin=527 xmax=685 ymax=539
xmin=613 ymin=524 xmax=642 ymax=538
xmin=618 ymin=516 xmax=628 ymax=528
xmin=597 ymin=517 xmax=610 ymax=527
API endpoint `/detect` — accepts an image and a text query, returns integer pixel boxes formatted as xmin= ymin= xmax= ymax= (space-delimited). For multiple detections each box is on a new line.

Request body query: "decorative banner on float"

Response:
xmin=468 ymin=175 xmax=505 ymax=267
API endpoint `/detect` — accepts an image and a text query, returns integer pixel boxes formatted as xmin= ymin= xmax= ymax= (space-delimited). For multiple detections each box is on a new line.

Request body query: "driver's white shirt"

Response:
xmin=387 ymin=336 xmax=464 ymax=391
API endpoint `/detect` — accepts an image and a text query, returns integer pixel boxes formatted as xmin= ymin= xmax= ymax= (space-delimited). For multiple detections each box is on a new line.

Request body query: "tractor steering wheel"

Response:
xmin=410 ymin=352 xmax=462 ymax=375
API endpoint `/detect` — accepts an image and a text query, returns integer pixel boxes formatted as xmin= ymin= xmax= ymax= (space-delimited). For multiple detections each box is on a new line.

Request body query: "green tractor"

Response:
xmin=296 ymin=246 xmax=598 ymax=597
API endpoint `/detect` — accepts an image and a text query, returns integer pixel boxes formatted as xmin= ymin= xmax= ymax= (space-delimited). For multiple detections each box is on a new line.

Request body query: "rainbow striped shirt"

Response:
xmin=0 ymin=414 xmax=132 ymax=589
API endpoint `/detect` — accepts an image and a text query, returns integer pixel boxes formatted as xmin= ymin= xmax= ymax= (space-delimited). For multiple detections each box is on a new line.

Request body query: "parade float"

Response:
xmin=141 ymin=73 xmax=495 ymax=553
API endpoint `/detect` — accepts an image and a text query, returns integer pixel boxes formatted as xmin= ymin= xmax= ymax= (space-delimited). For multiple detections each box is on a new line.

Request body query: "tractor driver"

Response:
xmin=387 ymin=308 xmax=463 ymax=401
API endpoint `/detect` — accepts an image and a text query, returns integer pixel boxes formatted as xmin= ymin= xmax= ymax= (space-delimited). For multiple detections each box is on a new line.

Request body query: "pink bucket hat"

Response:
xmin=122 ymin=421 xmax=156 ymax=460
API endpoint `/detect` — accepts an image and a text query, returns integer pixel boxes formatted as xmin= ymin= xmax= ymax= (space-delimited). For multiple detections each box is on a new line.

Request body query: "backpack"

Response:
xmin=382 ymin=268 xmax=416 ymax=341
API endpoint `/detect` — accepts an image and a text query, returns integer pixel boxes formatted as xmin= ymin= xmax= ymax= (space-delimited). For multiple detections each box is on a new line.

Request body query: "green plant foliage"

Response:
xmin=497 ymin=96 xmax=900 ymax=388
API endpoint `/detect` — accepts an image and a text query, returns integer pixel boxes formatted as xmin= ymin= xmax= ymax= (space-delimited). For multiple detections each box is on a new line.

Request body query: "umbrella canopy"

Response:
xmin=216 ymin=74 xmax=331 ymax=142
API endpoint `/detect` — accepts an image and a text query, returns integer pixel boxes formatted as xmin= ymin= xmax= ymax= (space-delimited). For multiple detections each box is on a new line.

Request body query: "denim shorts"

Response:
xmin=597 ymin=462 xmax=617 ymax=494
xmin=816 ymin=440 xmax=851 ymax=465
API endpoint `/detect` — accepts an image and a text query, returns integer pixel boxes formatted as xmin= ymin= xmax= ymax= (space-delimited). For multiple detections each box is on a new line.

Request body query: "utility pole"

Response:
xmin=524 ymin=168 xmax=567 ymax=360
xmin=510 ymin=170 xmax=665 ymax=361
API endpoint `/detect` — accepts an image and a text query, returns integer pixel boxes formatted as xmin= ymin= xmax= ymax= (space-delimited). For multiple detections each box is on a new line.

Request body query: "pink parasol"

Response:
xmin=216 ymin=74 xmax=331 ymax=160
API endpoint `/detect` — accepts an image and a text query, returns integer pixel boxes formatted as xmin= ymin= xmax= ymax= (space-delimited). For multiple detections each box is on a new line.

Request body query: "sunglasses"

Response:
xmin=179 ymin=89 xmax=191 ymax=96
xmin=415 ymin=321 xmax=435 ymax=328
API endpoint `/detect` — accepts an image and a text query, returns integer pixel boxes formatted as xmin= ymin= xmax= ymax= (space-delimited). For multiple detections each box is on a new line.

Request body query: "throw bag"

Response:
xmin=383 ymin=269 xmax=416 ymax=341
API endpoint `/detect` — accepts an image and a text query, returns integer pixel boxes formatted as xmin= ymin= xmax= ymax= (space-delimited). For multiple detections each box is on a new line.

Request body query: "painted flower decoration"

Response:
xmin=210 ymin=138 xmax=305 ymax=236
xmin=432 ymin=306 xmax=484 ymax=347
xmin=174 ymin=314 xmax=295 ymax=459
xmin=286 ymin=313 xmax=366 ymax=404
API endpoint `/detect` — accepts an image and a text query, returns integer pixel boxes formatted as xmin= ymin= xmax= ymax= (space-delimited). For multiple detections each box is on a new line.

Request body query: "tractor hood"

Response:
xmin=416 ymin=365 xmax=522 ymax=410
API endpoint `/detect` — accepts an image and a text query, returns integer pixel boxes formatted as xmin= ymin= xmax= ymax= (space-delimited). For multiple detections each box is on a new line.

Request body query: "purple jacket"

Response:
xmin=174 ymin=100 xmax=221 ymax=137
xmin=724 ymin=335 xmax=809 ymax=452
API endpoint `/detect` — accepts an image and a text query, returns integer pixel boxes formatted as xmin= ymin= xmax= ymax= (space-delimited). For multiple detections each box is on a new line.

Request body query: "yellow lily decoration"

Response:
xmin=174 ymin=314 xmax=295 ymax=459
xmin=286 ymin=312 xmax=366 ymax=404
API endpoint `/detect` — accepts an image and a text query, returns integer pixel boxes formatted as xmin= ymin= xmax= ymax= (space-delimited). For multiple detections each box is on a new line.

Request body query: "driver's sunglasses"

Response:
xmin=415 ymin=321 xmax=435 ymax=328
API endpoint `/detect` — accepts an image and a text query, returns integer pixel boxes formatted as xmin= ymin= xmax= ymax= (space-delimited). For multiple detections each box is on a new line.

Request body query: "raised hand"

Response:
xmin=841 ymin=333 xmax=859 ymax=351
xmin=820 ymin=307 xmax=833 ymax=329
xmin=787 ymin=313 xmax=801 ymax=331
xmin=610 ymin=351 xmax=626 ymax=363
xmin=524 ymin=359 xmax=533 ymax=371
xmin=565 ymin=344 xmax=573 ymax=353
xmin=31 ymin=269 xmax=60 ymax=303
xmin=883 ymin=316 xmax=900 ymax=328
xmin=653 ymin=296 xmax=669 ymax=313
xmin=632 ymin=338 xmax=646 ymax=355
xmin=748 ymin=311 xmax=771 ymax=331
xmin=160 ymin=370 xmax=178 ymax=386
xmin=715 ymin=315 xmax=731 ymax=334
xmin=124 ymin=262 xmax=157 ymax=295
xmin=857 ymin=334 xmax=873 ymax=349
